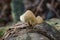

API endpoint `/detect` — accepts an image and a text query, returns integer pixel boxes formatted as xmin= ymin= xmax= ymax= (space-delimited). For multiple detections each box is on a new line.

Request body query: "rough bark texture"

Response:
xmin=2 ymin=22 xmax=60 ymax=40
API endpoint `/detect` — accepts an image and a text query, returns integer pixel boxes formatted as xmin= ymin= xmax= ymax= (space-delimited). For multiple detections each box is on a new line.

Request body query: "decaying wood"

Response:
xmin=2 ymin=22 xmax=60 ymax=40
xmin=34 ymin=22 xmax=60 ymax=40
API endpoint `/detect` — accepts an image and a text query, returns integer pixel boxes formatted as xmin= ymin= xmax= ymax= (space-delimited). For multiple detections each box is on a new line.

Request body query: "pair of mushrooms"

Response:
xmin=20 ymin=10 xmax=44 ymax=26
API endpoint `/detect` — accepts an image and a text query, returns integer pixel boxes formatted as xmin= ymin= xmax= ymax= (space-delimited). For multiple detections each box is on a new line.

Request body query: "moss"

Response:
xmin=0 ymin=29 xmax=5 ymax=38
xmin=0 ymin=27 xmax=10 ymax=38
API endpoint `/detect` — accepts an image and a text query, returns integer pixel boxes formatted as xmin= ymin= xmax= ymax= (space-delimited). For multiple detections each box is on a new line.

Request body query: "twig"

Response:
xmin=35 ymin=0 xmax=44 ymax=15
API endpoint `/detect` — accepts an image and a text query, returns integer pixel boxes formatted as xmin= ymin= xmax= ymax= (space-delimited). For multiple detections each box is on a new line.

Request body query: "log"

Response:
xmin=2 ymin=22 xmax=60 ymax=40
